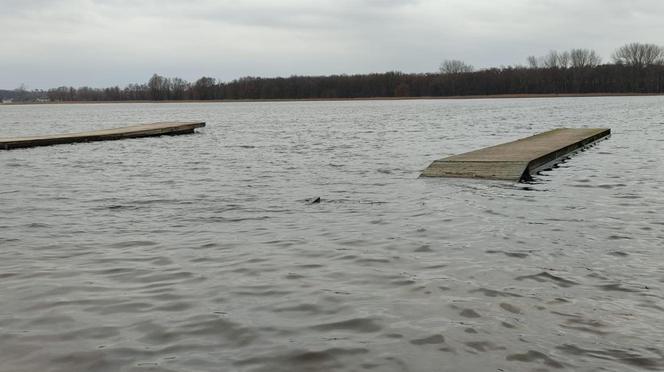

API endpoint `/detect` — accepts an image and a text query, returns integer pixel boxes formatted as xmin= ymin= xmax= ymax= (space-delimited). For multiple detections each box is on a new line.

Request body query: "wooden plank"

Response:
xmin=421 ymin=128 xmax=610 ymax=181
xmin=0 ymin=121 xmax=205 ymax=150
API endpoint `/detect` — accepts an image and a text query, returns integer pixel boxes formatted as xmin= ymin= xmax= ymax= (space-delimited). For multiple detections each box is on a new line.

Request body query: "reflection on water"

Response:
xmin=1 ymin=97 xmax=663 ymax=371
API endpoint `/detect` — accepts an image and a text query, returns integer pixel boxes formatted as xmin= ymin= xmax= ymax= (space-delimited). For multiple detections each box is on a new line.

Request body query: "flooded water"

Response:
xmin=1 ymin=97 xmax=663 ymax=371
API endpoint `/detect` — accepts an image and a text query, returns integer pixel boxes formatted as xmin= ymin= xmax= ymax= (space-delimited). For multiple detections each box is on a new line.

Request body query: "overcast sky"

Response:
xmin=2 ymin=0 xmax=664 ymax=89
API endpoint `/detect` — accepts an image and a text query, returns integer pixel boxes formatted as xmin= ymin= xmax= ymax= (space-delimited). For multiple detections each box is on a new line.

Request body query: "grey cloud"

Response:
xmin=1 ymin=0 xmax=663 ymax=88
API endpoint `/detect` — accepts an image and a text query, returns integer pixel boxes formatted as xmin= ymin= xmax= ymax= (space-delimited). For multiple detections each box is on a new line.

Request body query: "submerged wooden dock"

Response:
xmin=0 ymin=121 xmax=205 ymax=150
xmin=421 ymin=128 xmax=610 ymax=181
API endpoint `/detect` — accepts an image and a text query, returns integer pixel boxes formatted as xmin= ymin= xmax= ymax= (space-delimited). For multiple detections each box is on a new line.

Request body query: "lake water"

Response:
xmin=1 ymin=97 xmax=663 ymax=372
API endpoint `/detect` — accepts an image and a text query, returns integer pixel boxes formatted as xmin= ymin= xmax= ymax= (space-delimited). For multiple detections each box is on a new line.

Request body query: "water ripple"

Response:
xmin=2 ymin=97 xmax=663 ymax=371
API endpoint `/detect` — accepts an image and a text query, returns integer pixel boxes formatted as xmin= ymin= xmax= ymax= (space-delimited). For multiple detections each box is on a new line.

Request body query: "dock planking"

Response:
xmin=0 ymin=121 xmax=205 ymax=150
xmin=421 ymin=128 xmax=610 ymax=182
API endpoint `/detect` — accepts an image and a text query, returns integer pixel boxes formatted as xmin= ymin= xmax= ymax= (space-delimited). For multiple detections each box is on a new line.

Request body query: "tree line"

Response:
xmin=0 ymin=86 xmax=46 ymax=102
xmin=11 ymin=42 xmax=664 ymax=102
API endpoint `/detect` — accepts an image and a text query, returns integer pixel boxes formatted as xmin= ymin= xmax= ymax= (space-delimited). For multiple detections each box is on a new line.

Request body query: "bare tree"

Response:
xmin=171 ymin=77 xmax=189 ymax=100
xmin=439 ymin=59 xmax=474 ymax=74
xmin=557 ymin=51 xmax=571 ymax=68
xmin=542 ymin=51 xmax=558 ymax=68
xmin=148 ymin=73 xmax=170 ymax=100
xmin=193 ymin=77 xmax=217 ymax=99
xmin=13 ymin=83 xmax=30 ymax=101
xmin=542 ymin=50 xmax=570 ymax=68
xmin=530 ymin=49 xmax=601 ymax=69
xmin=612 ymin=42 xmax=664 ymax=67
xmin=526 ymin=55 xmax=540 ymax=68
xmin=570 ymin=49 xmax=602 ymax=68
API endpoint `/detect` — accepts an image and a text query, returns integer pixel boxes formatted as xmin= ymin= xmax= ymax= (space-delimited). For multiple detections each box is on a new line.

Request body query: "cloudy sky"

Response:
xmin=2 ymin=0 xmax=664 ymax=89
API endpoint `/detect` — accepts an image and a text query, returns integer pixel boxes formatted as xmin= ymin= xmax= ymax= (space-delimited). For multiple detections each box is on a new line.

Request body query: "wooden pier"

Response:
xmin=421 ymin=128 xmax=610 ymax=181
xmin=0 ymin=121 xmax=205 ymax=150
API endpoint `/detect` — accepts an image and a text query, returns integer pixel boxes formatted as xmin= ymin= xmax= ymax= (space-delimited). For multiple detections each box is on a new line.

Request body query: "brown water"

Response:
xmin=1 ymin=97 xmax=663 ymax=371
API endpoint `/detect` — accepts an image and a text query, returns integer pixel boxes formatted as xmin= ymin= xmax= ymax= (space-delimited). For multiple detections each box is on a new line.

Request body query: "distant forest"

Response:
xmin=4 ymin=42 xmax=664 ymax=103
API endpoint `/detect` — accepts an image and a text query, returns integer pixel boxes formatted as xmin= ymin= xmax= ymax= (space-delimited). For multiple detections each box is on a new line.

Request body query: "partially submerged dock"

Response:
xmin=421 ymin=128 xmax=610 ymax=181
xmin=0 ymin=121 xmax=205 ymax=150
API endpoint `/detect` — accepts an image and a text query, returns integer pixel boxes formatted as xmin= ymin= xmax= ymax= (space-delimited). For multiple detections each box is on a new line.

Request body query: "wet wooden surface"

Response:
xmin=421 ymin=128 xmax=611 ymax=181
xmin=0 ymin=122 xmax=206 ymax=150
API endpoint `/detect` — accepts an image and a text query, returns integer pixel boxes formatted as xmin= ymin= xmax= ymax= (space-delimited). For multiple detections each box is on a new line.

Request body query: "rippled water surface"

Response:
xmin=1 ymin=97 xmax=663 ymax=372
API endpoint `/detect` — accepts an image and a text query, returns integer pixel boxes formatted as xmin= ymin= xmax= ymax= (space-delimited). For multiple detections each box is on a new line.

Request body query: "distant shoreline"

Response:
xmin=2 ymin=92 xmax=663 ymax=105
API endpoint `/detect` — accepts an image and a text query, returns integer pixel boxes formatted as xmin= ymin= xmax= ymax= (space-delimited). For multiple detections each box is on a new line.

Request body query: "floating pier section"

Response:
xmin=421 ymin=128 xmax=610 ymax=181
xmin=0 ymin=121 xmax=205 ymax=150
